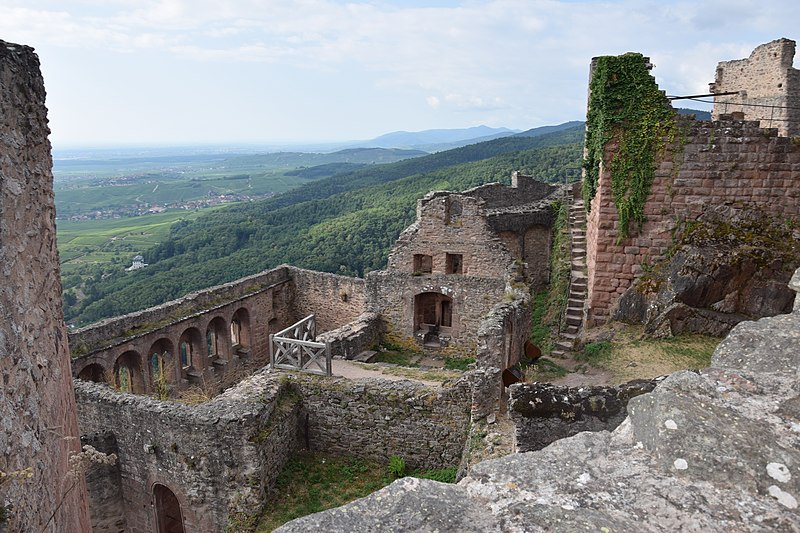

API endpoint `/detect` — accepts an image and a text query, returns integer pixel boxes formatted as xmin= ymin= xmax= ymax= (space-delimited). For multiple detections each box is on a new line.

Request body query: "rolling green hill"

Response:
xmin=63 ymin=125 xmax=584 ymax=326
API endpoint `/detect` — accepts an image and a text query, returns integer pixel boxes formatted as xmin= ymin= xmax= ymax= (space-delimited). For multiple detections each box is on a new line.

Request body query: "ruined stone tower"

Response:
xmin=0 ymin=40 xmax=90 ymax=531
xmin=711 ymin=37 xmax=800 ymax=137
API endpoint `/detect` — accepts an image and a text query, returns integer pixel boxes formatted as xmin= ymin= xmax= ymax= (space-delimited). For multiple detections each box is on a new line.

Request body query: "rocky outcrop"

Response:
xmin=613 ymin=206 xmax=798 ymax=337
xmin=277 ymin=269 xmax=800 ymax=532
xmin=508 ymin=378 xmax=660 ymax=452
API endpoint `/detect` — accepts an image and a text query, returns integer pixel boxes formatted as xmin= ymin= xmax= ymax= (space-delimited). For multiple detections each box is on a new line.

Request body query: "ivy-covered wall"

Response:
xmin=583 ymin=52 xmax=678 ymax=240
xmin=585 ymin=113 xmax=800 ymax=326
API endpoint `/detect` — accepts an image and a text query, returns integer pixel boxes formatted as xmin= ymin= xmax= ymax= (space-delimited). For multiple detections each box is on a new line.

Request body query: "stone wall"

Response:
xmin=317 ymin=312 xmax=384 ymax=360
xmin=711 ymin=38 xmax=800 ymax=137
xmin=0 ymin=40 xmax=90 ymax=531
xmin=69 ymin=266 xmax=292 ymax=357
xmin=71 ymin=276 xmax=293 ymax=395
xmin=366 ymin=270 xmax=506 ymax=351
xmin=76 ymin=368 xmax=474 ymax=531
xmin=462 ymin=172 xmax=558 ymax=209
xmin=508 ymin=379 xmax=660 ymax=452
xmin=586 ymin=113 xmax=800 ymax=325
xmin=463 ymin=175 xmax=559 ymax=288
xmin=75 ymin=372 xmax=303 ymax=532
xmin=475 ymin=296 xmax=531 ymax=371
xmin=292 ymin=374 xmax=472 ymax=470
xmin=82 ymin=432 xmax=126 ymax=532
xmin=287 ymin=266 xmax=368 ymax=332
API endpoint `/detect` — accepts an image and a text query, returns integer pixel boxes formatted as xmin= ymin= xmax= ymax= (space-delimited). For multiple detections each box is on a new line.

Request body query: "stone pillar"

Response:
xmin=0 ymin=40 xmax=90 ymax=531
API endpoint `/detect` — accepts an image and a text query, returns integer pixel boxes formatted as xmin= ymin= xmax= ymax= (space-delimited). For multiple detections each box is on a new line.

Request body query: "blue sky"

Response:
xmin=1 ymin=0 xmax=798 ymax=147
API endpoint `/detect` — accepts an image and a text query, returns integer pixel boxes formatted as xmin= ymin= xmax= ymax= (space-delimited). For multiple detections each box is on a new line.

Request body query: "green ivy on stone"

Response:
xmin=583 ymin=53 xmax=678 ymax=241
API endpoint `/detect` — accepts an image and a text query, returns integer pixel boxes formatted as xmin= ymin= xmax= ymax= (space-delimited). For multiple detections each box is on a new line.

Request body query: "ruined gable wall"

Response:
xmin=286 ymin=266 xmax=367 ymax=333
xmin=711 ymin=38 xmax=800 ymax=137
xmin=387 ymin=192 xmax=513 ymax=278
xmin=0 ymin=40 xmax=90 ymax=531
xmin=586 ymin=114 xmax=800 ymax=325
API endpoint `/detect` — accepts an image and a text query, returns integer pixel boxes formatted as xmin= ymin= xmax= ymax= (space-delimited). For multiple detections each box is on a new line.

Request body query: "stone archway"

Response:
xmin=147 ymin=338 xmax=175 ymax=389
xmin=77 ymin=363 xmax=106 ymax=383
xmin=113 ymin=350 xmax=144 ymax=393
xmin=153 ymin=483 xmax=185 ymax=533
xmin=414 ymin=292 xmax=453 ymax=347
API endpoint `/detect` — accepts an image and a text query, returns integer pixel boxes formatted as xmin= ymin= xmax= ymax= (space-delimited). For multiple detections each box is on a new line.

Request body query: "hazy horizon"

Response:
xmin=3 ymin=1 xmax=794 ymax=146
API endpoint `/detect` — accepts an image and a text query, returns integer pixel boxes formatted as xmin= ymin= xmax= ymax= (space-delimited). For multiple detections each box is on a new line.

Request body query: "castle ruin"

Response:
xmin=2 ymin=35 xmax=800 ymax=532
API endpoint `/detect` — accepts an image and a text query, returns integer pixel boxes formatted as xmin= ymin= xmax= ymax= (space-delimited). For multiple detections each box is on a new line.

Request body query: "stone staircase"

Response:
xmin=551 ymin=197 xmax=587 ymax=358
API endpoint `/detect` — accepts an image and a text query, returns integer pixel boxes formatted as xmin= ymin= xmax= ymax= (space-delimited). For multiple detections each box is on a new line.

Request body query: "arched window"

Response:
xmin=114 ymin=350 xmax=143 ymax=394
xmin=230 ymin=319 xmax=241 ymax=346
xmin=151 ymin=352 xmax=165 ymax=381
xmin=206 ymin=329 xmax=217 ymax=356
xmin=77 ymin=363 xmax=106 ymax=383
xmin=117 ymin=366 xmax=131 ymax=392
xmin=179 ymin=341 xmax=192 ymax=369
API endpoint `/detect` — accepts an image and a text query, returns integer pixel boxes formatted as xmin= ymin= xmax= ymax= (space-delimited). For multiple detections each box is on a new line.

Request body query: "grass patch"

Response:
xmin=256 ymin=452 xmax=392 ymax=531
xmin=255 ymin=452 xmax=457 ymax=531
xmin=579 ymin=325 xmax=720 ymax=383
xmin=523 ymin=357 xmax=568 ymax=382
xmin=576 ymin=340 xmax=613 ymax=364
xmin=373 ymin=342 xmax=422 ymax=367
xmin=443 ymin=356 xmax=474 ymax=371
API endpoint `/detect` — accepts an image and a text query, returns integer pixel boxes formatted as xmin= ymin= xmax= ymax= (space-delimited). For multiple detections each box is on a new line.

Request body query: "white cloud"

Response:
xmin=5 ymin=0 xmax=800 ymax=144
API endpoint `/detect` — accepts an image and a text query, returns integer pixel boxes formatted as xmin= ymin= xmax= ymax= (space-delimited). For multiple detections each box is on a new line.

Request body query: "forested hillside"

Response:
xmin=64 ymin=124 xmax=584 ymax=326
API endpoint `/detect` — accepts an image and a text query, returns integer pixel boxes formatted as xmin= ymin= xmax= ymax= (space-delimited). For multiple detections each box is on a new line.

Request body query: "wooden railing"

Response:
xmin=270 ymin=314 xmax=331 ymax=376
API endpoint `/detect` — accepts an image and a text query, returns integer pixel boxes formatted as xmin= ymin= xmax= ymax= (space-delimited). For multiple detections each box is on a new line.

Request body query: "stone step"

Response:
xmin=561 ymin=331 xmax=578 ymax=339
xmin=566 ymin=306 xmax=583 ymax=315
xmin=568 ymin=298 xmax=584 ymax=308
xmin=554 ymin=340 xmax=574 ymax=351
xmin=566 ymin=315 xmax=582 ymax=326
xmin=571 ymin=282 xmax=587 ymax=290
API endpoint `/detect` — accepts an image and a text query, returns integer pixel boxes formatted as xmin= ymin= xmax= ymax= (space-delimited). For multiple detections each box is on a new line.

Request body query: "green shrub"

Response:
xmin=412 ymin=466 xmax=457 ymax=483
xmin=388 ymin=455 xmax=406 ymax=478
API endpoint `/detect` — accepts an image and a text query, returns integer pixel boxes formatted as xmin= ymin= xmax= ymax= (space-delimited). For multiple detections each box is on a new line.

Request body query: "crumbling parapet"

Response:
xmin=711 ymin=38 xmax=800 ymax=137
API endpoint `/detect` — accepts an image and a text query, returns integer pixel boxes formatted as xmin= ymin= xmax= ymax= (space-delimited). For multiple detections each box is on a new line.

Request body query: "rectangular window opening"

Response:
xmin=446 ymin=253 xmax=463 ymax=275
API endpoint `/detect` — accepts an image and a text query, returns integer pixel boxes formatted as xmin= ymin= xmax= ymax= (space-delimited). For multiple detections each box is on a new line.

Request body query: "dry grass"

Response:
xmin=580 ymin=324 xmax=720 ymax=383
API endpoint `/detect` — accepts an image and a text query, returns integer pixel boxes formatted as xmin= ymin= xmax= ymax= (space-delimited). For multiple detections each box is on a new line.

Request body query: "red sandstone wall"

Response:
xmin=0 ymin=41 xmax=90 ymax=531
xmin=586 ymin=114 xmax=800 ymax=325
